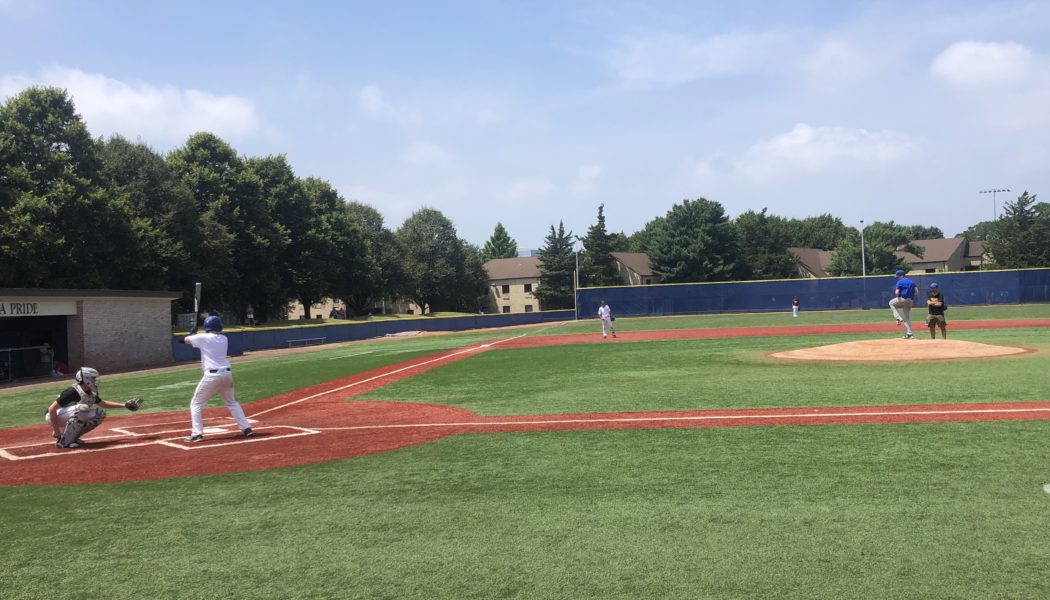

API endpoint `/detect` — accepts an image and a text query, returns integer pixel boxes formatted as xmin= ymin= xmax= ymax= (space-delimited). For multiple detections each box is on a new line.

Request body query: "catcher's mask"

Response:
xmin=75 ymin=367 xmax=100 ymax=391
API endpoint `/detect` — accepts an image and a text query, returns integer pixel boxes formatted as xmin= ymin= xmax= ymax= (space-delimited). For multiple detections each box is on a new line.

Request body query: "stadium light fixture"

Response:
xmin=979 ymin=188 xmax=1010 ymax=220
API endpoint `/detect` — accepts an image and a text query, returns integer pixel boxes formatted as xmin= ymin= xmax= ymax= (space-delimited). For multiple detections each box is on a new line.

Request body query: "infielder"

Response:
xmin=45 ymin=367 xmax=143 ymax=449
xmin=182 ymin=315 xmax=253 ymax=442
xmin=598 ymin=300 xmax=616 ymax=338
xmin=889 ymin=269 xmax=917 ymax=339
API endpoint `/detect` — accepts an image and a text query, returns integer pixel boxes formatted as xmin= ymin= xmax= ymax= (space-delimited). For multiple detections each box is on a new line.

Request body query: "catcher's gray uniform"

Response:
xmin=45 ymin=368 xmax=143 ymax=448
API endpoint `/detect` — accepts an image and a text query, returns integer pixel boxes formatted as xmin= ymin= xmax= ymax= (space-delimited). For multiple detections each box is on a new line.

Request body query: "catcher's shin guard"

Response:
xmin=59 ymin=407 xmax=106 ymax=445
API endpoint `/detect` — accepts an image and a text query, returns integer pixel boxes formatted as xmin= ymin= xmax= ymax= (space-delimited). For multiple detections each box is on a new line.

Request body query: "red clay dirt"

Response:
xmin=2 ymin=318 xmax=1047 ymax=487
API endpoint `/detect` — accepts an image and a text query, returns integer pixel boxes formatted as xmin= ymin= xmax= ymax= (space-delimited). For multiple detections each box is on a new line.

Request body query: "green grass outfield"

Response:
xmin=2 ymin=306 xmax=1050 ymax=599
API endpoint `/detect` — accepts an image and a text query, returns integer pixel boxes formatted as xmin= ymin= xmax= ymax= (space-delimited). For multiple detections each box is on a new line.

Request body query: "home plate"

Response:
xmin=203 ymin=426 xmax=235 ymax=434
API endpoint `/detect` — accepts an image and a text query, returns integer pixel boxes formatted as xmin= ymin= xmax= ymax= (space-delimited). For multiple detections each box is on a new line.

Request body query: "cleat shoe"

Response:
xmin=903 ymin=334 xmax=914 ymax=339
xmin=612 ymin=333 xmax=617 ymax=338
xmin=243 ymin=428 xmax=254 ymax=438
xmin=185 ymin=434 xmax=204 ymax=442
xmin=896 ymin=318 xmax=903 ymax=326
xmin=56 ymin=440 xmax=82 ymax=449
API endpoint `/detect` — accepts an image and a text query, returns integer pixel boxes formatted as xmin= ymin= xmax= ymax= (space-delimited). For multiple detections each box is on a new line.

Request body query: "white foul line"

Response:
xmin=247 ymin=334 xmax=526 ymax=419
xmin=308 ymin=406 xmax=1050 ymax=431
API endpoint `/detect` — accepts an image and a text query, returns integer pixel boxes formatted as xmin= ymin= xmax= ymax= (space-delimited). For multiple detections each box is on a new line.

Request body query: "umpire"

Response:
xmin=926 ymin=282 xmax=947 ymax=339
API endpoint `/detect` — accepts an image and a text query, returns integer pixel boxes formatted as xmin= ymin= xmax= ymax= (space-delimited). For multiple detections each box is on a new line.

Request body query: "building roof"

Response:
xmin=967 ymin=240 xmax=986 ymax=258
xmin=483 ymin=256 xmax=541 ymax=280
xmin=787 ymin=247 xmax=833 ymax=278
xmin=895 ymin=237 xmax=967 ymax=264
xmin=610 ymin=252 xmax=656 ymax=276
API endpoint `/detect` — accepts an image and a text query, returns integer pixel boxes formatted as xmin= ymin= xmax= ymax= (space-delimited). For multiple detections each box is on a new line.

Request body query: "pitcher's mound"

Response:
xmin=771 ymin=338 xmax=1030 ymax=362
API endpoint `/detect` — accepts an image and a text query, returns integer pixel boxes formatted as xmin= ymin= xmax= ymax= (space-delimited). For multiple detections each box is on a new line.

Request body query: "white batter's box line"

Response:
xmin=309 ymin=406 xmax=1050 ymax=431
xmin=0 ymin=424 xmax=310 ymax=461
xmin=113 ymin=416 xmax=259 ymax=437
xmin=159 ymin=426 xmax=320 ymax=450
xmin=0 ymin=440 xmax=162 ymax=461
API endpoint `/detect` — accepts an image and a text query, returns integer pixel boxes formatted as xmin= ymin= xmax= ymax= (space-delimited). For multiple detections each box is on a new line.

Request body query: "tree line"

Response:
xmin=3 ymin=87 xmax=1046 ymax=317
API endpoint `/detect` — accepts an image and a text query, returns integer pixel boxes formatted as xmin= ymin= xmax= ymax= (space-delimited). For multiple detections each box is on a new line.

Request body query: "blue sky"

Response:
xmin=3 ymin=1 xmax=1048 ymax=250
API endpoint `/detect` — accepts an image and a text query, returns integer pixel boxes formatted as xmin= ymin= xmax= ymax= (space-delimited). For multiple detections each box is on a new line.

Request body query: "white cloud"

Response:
xmin=931 ymin=41 xmax=1036 ymax=86
xmin=0 ymin=67 xmax=259 ymax=144
xmin=930 ymin=41 xmax=1050 ymax=128
xmin=733 ymin=124 xmax=922 ymax=180
xmin=569 ymin=165 xmax=603 ymax=197
xmin=609 ymin=31 xmax=784 ymax=88
xmin=403 ymin=140 xmax=452 ymax=166
xmin=504 ymin=178 xmax=556 ymax=204
xmin=358 ymin=84 xmax=420 ymax=126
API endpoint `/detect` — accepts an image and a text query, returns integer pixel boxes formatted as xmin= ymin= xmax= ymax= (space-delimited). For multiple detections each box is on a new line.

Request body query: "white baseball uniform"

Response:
xmin=185 ymin=332 xmax=250 ymax=436
xmin=598 ymin=304 xmax=616 ymax=338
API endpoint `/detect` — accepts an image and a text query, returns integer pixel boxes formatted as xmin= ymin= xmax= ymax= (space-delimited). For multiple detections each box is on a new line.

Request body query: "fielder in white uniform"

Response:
xmin=598 ymin=300 xmax=616 ymax=338
xmin=182 ymin=315 xmax=252 ymax=442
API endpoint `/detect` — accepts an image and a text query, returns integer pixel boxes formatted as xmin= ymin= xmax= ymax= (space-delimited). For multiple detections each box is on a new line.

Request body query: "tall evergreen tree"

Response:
xmin=986 ymin=191 xmax=1050 ymax=268
xmin=534 ymin=222 xmax=576 ymax=310
xmin=647 ymin=198 xmax=742 ymax=283
xmin=734 ymin=208 xmax=799 ymax=280
xmin=578 ymin=204 xmax=620 ymax=287
xmin=480 ymin=222 xmax=518 ymax=262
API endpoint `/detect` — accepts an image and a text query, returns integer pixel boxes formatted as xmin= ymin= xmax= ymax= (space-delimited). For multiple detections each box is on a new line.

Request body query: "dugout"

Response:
xmin=0 ymin=289 xmax=182 ymax=383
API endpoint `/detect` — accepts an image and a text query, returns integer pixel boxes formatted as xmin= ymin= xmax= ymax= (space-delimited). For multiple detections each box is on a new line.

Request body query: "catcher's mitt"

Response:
xmin=124 ymin=397 xmax=143 ymax=411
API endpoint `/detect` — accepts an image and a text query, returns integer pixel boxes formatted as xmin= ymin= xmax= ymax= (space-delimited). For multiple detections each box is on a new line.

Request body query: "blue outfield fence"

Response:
xmin=172 ymin=309 xmax=575 ymax=362
xmin=575 ymin=269 xmax=1050 ymax=319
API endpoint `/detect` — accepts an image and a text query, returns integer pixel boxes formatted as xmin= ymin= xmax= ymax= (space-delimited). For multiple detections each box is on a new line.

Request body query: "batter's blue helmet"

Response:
xmin=203 ymin=315 xmax=223 ymax=332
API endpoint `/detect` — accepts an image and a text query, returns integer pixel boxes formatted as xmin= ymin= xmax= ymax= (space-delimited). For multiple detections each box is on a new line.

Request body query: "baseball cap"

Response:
xmin=929 ymin=282 xmax=938 ymax=288
xmin=895 ymin=269 xmax=905 ymax=276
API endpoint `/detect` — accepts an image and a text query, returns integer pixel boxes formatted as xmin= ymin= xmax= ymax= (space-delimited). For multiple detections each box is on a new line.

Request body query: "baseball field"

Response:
xmin=2 ymin=305 xmax=1050 ymax=599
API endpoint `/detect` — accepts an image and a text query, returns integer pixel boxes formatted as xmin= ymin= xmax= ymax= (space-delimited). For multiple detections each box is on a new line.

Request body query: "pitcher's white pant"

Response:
xmin=601 ymin=317 xmax=615 ymax=337
xmin=889 ymin=297 xmax=914 ymax=335
xmin=189 ymin=370 xmax=250 ymax=436
xmin=792 ymin=305 xmax=799 ymax=317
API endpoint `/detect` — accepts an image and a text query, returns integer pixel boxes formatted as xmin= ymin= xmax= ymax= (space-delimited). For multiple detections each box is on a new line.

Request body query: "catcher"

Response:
xmin=45 ymin=367 xmax=143 ymax=449
xmin=925 ymin=282 xmax=948 ymax=339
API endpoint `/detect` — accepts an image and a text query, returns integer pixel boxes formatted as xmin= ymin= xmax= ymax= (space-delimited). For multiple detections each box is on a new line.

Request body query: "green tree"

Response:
xmin=480 ymin=222 xmax=518 ymax=262
xmin=534 ymin=222 xmax=576 ymax=310
xmin=734 ymin=208 xmax=799 ymax=280
xmin=627 ymin=217 xmax=666 ymax=253
xmin=454 ymin=241 xmax=490 ymax=312
xmin=827 ymin=221 xmax=920 ymax=276
xmin=962 ymin=220 xmax=996 ymax=242
xmin=396 ymin=207 xmax=465 ymax=313
xmin=985 ymin=191 xmax=1050 ymax=268
xmin=647 ymin=198 xmax=742 ymax=283
xmin=901 ymin=225 xmax=944 ymax=240
xmin=343 ymin=201 xmax=404 ymax=316
xmin=784 ymin=214 xmax=852 ymax=250
xmin=0 ymin=87 xmax=138 ymax=288
xmin=97 ymin=135 xmax=199 ymax=295
xmin=578 ymin=204 xmax=620 ymax=287
xmin=167 ymin=133 xmax=287 ymax=318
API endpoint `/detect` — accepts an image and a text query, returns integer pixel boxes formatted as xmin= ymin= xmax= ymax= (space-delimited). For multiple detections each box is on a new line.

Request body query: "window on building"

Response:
xmin=644 ymin=278 xmax=651 ymax=285
xmin=502 ymin=306 xmax=511 ymax=313
xmin=524 ymin=283 xmax=532 ymax=293
xmin=925 ymin=268 xmax=936 ymax=273
xmin=524 ymin=305 xmax=533 ymax=312
xmin=501 ymin=284 xmax=510 ymax=295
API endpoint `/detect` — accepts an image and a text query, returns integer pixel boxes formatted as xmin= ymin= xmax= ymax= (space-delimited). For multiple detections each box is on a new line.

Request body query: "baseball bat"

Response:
xmin=193 ymin=282 xmax=202 ymax=318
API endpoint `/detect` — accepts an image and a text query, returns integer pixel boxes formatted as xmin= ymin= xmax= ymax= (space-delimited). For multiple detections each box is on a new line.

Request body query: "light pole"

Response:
xmin=859 ymin=220 xmax=866 ymax=278
xmin=980 ymin=188 xmax=1010 ymax=220
xmin=859 ymin=220 xmax=867 ymax=309
xmin=573 ymin=240 xmax=581 ymax=321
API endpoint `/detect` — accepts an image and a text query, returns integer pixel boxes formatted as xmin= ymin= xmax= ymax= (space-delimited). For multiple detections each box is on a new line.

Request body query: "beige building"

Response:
xmin=895 ymin=237 xmax=981 ymax=273
xmin=787 ymin=247 xmax=834 ymax=278
xmin=0 ymin=288 xmax=181 ymax=380
xmin=483 ymin=257 xmax=542 ymax=314
xmin=611 ymin=252 xmax=661 ymax=285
